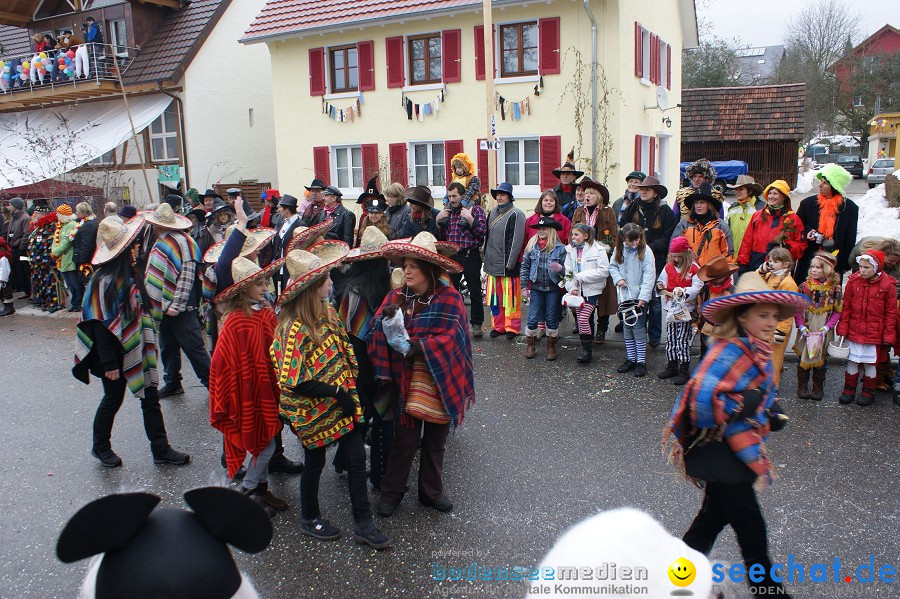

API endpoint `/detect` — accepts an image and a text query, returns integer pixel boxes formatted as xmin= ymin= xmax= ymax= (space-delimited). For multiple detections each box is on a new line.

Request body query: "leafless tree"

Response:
xmin=784 ymin=0 xmax=861 ymax=75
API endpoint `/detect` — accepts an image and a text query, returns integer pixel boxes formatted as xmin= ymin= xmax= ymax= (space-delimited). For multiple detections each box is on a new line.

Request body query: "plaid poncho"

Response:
xmin=664 ymin=336 xmax=776 ymax=489
xmin=369 ymin=285 xmax=474 ymax=428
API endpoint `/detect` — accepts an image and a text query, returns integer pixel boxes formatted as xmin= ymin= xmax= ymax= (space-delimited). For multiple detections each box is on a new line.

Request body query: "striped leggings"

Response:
xmin=575 ymin=295 xmax=599 ymax=335
xmin=665 ymin=321 xmax=694 ymax=363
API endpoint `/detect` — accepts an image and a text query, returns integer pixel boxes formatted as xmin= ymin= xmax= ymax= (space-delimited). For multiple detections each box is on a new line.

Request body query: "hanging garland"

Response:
xmin=495 ymin=76 xmax=544 ymax=121
xmin=322 ymin=93 xmax=363 ymax=123
xmin=401 ymin=84 xmax=447 ymax=122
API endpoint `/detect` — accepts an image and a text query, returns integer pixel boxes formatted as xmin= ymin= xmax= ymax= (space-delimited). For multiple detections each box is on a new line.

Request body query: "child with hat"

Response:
xmin=836 ymin=249 xmax=898 ymax=406
xmin=665 ymin=271 xmax=809 ymax=599
xmin=655 ymin=236 xmax=702 ymax=385
xmin=694 ymin=255 xmax=738 ymax=359
xmin=520 ymin=216 xmax=567 ymax=360
xmin=793 ymin=251 xmax=842 ymax=400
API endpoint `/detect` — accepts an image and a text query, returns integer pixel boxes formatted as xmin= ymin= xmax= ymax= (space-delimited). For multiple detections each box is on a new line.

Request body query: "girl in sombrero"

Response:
xmin=271 ymin=241 xmax=391 ymax=549
xmin=664 ymin=271 xmax=808 ymax=599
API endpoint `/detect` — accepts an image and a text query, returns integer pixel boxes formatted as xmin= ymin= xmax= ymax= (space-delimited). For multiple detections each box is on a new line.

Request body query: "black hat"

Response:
xmin=552 ymin=148 xmax=585 ymax=178
xmin=533 ymin=215 xmax=562 ymax=231
xmin=403 ymin=185 xmax=435 ymax=209
xmin=357 ymin=176 xmax=384 ymax=204
xmin=684 ymin=182 xmax=721 ymax=212
xmin=57 ymin=487 xmax=272 ymax=599
xmin=304 ymin=179 xmax=326 ymax=191
xmin=323 ymin=185 xmax=343 ymax=197
xmin=225 ymin=187 xmax=241 ymax=196
xmin=365 ymin=196 xmax=387 ymax=213
xmin=278 ymin=194 xmax=299 ymax=208
xmin=208 ymin=198 xmax=235 ymax=219
xmin=163 ymin=194 xmax=184 ymax=211
xmin=199 ymin=188 xmax=222 ymax=201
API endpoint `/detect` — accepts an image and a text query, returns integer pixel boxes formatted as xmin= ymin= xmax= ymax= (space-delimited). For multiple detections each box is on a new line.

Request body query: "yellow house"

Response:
xmin=242 ymin=0 xmax=698 ymax=210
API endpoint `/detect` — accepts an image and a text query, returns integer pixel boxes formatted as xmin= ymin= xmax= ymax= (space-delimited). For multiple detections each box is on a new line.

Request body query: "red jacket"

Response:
xmin=737 ymin=207 xmax=806 ymax=270
xmin=836 ymin=271 xmax=898 ymax=346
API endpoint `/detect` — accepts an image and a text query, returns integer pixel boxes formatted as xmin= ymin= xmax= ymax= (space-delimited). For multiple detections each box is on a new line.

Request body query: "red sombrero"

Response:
xmin=275 ymin=240 xmax=349 ymax=307
xmin=380 ymin=232 xmax=462 ymax=274
xmin=285 ymin=218 xmax=332 ymax=253
xmin=214 ymin=256 xmax=284 ymax=303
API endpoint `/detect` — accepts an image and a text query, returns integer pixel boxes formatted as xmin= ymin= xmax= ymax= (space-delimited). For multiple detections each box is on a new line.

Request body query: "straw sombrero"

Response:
xmin=276 ymin=241 xmax=349 ymax=307
xmin=214 ymin=256 xmax=284 ymax=303
xmin=345 ymin=226 xmax=388 ymax=262
xmin=391 ymin=238 xmax=459 ymax=258
xmin=92 ymin=215 xmax=146 ymax=265
xmin=700 ymin=272 xmax=809 ymax=338
xmin=285 ymin=218 xmax=332 ymax=253
xmin=144 ymin=203 xmax=192 ymax=231
xmin=203 ymin=226 xmax=276 ymax=264
xmin=380 ymin=232 xmax=463 ymax=274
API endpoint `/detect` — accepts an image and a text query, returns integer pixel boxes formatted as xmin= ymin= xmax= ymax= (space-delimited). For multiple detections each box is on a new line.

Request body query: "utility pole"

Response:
xmin=483 ymin=0 xmax=496 ymax=201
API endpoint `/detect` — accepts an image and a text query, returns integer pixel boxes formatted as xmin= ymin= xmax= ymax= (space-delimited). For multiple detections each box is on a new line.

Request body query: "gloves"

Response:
xmin=767 ymin=400 xmax=787 ymax=432
xmin=335 ymin=388 xmax=356 ymax=417
xmin=799 ymin=325 xmax=809 ymax=338
xmin=549 ymin=261 xmax=563 ymax=273
xmin=773 ymin=329 xmax=786 ymax=345
xmin=820 ymin=325 xmax=829 ymax=334
xmin=738 ymin=389 xmax=763 ymax=419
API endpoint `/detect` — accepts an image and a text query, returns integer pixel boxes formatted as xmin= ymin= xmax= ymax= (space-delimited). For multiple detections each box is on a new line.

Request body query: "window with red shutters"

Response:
xmin=313 ymin=146 xmax=330 ymax=185
xmin=442 ymin=29 xmax=461 ymax=83
xmin=330 ymin=44 xmax=359 ymax=93
xmin=539 ymin=135 xmax=561 ymax=191
xmin=389 ymin=143 xmax=408 ymax=186
xmin=361 ymin=144 xmax=379 ymax=180
xmin=649 ymin=34 xmax=657 ymax=84
xmin=477 ymin=139 xmax=490 ymax=192
xmin=500 ymin=22 xmax=538 ymax=77
xmin=357 ymin=40 xmax=375 ymax=91
xmin=444 ymin=139 xmax=464 ymax=184
xmin=386 ymin=36 xmax=405 ymax=88
xmin=309 ymin=47 xmax=326 ymax=96
xmin=408 ymin=33 xmax=442 ymax=85
xmin=538 ymin=17 xmax=560 ymax=75
xmin=666 ymin=44 xmax=671 ymax=90
xmin=648 ymin=138 xmax=656 ymax=177
xmin=474 ymin=25 xmax=485 ymax=80
xmin=634 ymin=22 xmax=642 ymax=78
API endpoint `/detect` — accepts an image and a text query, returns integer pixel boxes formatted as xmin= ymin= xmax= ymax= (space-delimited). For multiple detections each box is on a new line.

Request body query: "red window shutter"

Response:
xmin=634 ymin=23 xmax=642 ymax=78
xmin=389 ymin=143 xmax=408 ymax=186
xmin=648 ymin=137 xmax=656 ymax=177
xmin=651 ymin=35 xmax=658 ymax=84
xmin=634 ymin=135 xmax=642 ymax=170
xmin=474 ymin=25 xmax=485 ymax=81
xmin=477 ymin=139 xmax=490 ymax=192
xmin=357 ymin=40 xmax=375 ymax=91
xmin=442 ymin=29 xmax=462 ymax=83
xmin=539 ymin=135 xmax=561 ymax=191
xmin=386 ymin=36 xmax=405 ymax=88
xmin=666 ymin=44 xmax=672 ymax=90
xmin=313 ymin=146 xmax=330 ymax=185
xmin=444 ymin=139 xmax=464 ymax=185
xmin=538 ymin=17 xmax=561 ymax=75
xmin=309 ymin=47 xmax=326 ymax=96
xmin=361 ymin=144 xmax=379 ymax=181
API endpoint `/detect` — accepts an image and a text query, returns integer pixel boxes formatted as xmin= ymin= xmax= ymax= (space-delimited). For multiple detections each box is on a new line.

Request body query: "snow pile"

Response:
xmin=794 ymin=168 xmax=817 ymax=195
xmin=855 ymin=183 xmax=900 ymax=242
xmin=811 ymin=135 xmax=860 ymax=148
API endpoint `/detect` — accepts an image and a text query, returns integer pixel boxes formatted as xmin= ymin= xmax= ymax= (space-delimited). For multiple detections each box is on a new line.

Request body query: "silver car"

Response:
xmin=867 ymin=158 xmax=895 ymax=188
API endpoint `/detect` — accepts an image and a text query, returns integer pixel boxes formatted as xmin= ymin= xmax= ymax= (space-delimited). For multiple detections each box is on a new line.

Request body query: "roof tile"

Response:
xmin=681 ymin=84 xmax=806 ymax=142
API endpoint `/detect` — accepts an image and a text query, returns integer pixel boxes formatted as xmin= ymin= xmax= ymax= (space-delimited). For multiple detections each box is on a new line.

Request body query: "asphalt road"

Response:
xmin=0 ymin=310 xmax=897 ymax=599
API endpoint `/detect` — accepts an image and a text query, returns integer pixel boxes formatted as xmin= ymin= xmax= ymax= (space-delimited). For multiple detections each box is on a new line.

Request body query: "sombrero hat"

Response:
xmin=391 ymin=238 xmax=459 ymax=257
xmin=285 ymin=218 xmax=332 ymax=253
xmin=92 ymin=215 xmax=146 ymax=265
xmin=700 ymin=272 xmax=809 ymax=339
xmin=345 ymin=226 xmax=388 ymax=262
xmin=214 ymin=256 xmax=285 ymax=303
xmin=276 ymin=241 xmax=349 ymax=307
xmin=144 ymin=203 xmax=192 ymax=231
xmin=696 ymin=255 xmax=739 ymax=282
xmin=203 ymin=226 xmax=276 ymax=264
xmin=380 ymin=232 xmax=463 ymax=274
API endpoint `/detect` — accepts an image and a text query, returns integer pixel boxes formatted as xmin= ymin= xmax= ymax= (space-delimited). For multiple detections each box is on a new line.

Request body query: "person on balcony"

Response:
xmin=78 ymin=16 xmax=104 ymax=79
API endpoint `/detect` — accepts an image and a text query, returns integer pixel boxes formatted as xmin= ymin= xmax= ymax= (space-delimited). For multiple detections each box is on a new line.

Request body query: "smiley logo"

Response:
xmin=668 ymin=558 xmax=696 ymax=587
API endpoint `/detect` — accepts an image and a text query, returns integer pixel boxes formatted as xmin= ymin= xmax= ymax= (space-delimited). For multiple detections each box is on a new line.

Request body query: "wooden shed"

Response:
xmin=681 ymin=83 xmax=806 ymax=188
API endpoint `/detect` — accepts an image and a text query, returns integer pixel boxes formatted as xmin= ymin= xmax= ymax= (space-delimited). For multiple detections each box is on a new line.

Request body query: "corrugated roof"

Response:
xmin=243 ymin=0 xmax=487 ymax=42
xmin=681 ymin=83 xmax=806 ymax=142
xmin=0 ymin=25 xmax=32 ymax=58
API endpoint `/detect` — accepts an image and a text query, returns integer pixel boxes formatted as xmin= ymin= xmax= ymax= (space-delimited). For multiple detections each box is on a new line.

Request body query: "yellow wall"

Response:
xmin=264 ymin=0 xmax=689 ymax=212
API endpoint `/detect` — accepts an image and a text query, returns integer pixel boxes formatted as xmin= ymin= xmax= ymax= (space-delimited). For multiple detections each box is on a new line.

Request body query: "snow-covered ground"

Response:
xmin=855 ymin=182 xmax=900 ymax=242
xmin=793 ymin=168 xmax=817 ymax=195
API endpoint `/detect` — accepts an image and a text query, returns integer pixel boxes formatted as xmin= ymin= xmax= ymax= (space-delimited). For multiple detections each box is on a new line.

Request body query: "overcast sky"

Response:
xmin=699 ymin=0 xmax=897 ymax=47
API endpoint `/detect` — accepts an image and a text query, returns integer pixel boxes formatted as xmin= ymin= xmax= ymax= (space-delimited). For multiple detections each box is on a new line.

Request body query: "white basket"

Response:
xmin=827 ymin=336 xmax=850 ymax=360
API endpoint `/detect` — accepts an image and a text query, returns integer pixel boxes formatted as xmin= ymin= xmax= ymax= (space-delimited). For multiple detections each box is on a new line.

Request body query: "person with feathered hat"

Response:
xmin=674 ymin=158 xmax=725 ymax=219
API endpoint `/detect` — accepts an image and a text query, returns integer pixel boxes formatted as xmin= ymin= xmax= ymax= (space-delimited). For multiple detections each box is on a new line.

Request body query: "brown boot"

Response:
xmin=525 ymin=335 xmax=537 ymax=359
xmin=546 ymin=335 xmax=558 ymax=361
xmin=797 ymin=366 xmax=811 ymax=399
xmin=810 ymin=368 xmax=826 ymax=401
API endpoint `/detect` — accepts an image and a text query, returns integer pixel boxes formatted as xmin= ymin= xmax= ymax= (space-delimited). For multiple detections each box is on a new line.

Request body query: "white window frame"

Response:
xmin=408 ymin=140 xmax=447 ymax=197
xmin=641 ymin=26 xmax=651 ymax=85
xmin=149 ymin=103 xmax=179 ymax=163
xmin=331 ymin=145 xmax=364 ymax=195
xmin=658 ymin=37 xmax=669 ymax=89
xmin=109 ymin=18 xmax=127 ymax=57
xmin=492 ymin=19 xmax=541 ymax=84
xmin=88 ymin=149 xmax=115 ymax=166
xmin=499 ymin=136 xmax=541 ymax=197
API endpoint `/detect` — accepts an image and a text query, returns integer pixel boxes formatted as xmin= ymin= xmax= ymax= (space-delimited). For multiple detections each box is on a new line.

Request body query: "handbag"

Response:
xmin=404 ymin=359 xmax=450 ymax=424
xmin=561 ymin=292 xmax=584 ymax=309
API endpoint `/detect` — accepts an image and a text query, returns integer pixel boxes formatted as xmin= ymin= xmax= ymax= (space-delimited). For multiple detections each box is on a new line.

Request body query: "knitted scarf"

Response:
xmin=816 ymin=193 xmax=842 ymax=239
xmin=764 ymin=204 xmax=786 ymax=217
xmin=68 ymin=215 xmax=95 ymax=241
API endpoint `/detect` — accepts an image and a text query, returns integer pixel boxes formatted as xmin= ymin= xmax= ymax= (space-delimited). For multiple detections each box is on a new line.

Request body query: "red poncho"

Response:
xmin=209 ymin=307 xmax=282 ymax=478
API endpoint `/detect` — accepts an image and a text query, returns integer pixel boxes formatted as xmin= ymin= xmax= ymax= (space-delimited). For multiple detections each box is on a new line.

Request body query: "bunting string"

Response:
xmin=322 ymin=92 xmax=363 ymax=123
xmin=494 ymin=75 xmax=544 ymax=121
xmin=401 ymin=84 xmax=447 ymax=122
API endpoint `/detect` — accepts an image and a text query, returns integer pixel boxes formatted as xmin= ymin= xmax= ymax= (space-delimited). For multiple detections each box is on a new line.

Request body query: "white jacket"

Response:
xmin=564 ymin=242 xmax=610 ymax=298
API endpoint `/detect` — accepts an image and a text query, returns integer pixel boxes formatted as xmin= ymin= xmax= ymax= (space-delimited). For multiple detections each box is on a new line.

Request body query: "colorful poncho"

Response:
xmin=144 ymin=231 xmax=202 ymax=322
xmin=664 ymin=336 xmax=776 ymax=489
xmin=271 ymin=307 xmax=363 ymax=449
xmin=210 ymin=307 xmax=282 ymax=478
xmin=74 ymin=273 xmax=158 ymax=398
xmin=369 ymin=285 xmax=474 ymax=428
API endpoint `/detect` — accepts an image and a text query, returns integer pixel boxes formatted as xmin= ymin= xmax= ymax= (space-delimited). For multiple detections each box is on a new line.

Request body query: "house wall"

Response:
xmin=264 ymin=0 xmax=689 ymax=213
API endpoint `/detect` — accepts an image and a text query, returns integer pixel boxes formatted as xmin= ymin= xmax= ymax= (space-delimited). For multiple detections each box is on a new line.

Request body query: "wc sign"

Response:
xmin=480 ymin=139 xmax=501 ymax=151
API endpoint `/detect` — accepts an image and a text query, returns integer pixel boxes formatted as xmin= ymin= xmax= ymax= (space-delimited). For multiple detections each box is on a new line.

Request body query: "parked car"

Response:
xmin=837 ymin=154 xmax=864 ymax=178
xmin=867 ymin=158 xmax=895 ymax=189
xmin=813 ymin=154 xmax=840 ymax=166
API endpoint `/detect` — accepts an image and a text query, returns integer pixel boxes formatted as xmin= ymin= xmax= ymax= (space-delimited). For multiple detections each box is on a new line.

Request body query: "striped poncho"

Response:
xmin=74 ymin=273 xmax=158 ymax=398
xmin=144 ymin=231 xmax=202 ymax=322
xmin=664 ymin=336 xmax=776 ymax=489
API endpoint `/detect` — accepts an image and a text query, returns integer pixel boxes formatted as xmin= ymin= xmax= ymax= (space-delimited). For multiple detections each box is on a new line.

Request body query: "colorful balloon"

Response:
xmin=66 ymin=50 xmax=75 ymax=59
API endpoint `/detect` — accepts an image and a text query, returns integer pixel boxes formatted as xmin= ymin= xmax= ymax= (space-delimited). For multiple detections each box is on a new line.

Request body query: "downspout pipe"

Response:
xmin=158 ymin=84 xmax=190 ymax=192
xmin=582 ymin=0 xmax=598 ymax=179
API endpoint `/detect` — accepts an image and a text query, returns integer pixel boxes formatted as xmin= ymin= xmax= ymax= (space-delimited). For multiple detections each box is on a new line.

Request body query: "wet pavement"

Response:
xmin=0 ymin=308 xmax=898 ymax=599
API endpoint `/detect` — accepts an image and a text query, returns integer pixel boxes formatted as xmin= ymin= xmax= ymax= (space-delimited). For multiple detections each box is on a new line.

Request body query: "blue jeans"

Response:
xmin=647 ymin=293 xmax=662 ymax=343
xmin=526 ymin=289 xmax=562 ymax=332
xmin=61 ymin=269 xmax=84 ymax=309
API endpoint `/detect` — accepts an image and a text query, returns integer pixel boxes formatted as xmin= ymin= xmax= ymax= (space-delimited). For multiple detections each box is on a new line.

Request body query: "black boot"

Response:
xmin=353 ymin=518 xmax=391 ymax=550
xmin=142 ymin=388 xmax=190 ymax=465
xmin=671 ymin=362 xmax=691 ymax=385
xmin=658 ymin=360 xmax=678 ymax=379
xmin=91 ymin=447 xmax=122 ymax=468
xmin=0 ymin=302 xmax=14 ymax=317
xmin=576 ymin=335 xmax=593 ymax=363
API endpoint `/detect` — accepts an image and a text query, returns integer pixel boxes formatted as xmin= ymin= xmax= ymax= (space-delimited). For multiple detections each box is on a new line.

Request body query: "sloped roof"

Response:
xmin=733 ymin=45 xmax=785 ymax=85
xmin=681 ymin=83 xmax=806 ymax=142
xmin=0 ymin=25 xmax=32 ymax=58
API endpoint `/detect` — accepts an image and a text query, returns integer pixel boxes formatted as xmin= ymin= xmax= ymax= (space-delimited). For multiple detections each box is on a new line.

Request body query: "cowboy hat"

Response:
xmin=700 ymin=271 xmax=809 ymax=339
xmin=532 ymin=215 xmax=562 ymax=231
xmin=145 ymin=203 xmax=192 ymax=231
xmin=357 ymin=176 xmax=384 ymax=205
xmin=185 ymin=205 xmax=207 ymax=221
xmin=304 ymin=179 xmax=326 ymax=192
xmin=727 ymin=175 xmax=763 ymax=197
xmin=683 ymin=182 xmax=722 ymax=212
xmin=403 ymin=185 xmax=435 ymax=209
xmin=381 ymin=231 xmax=463 ymax=274
xmin=345 ymin=226 xmax=389 ymax=263
xmin=636 ymin=176 xmax=668 ymax=200
xmin=696 ymin=255 xmax=739 ymax=282
xmin=198 ymin=188 xmax=222 ymax=200
xmin=92 ymin=215 xmax=146 ymax=265
xmin=214 ymin=256 xmax=284 ymax=303
xmin=579 ymin=179 xmax=610 ymax=205
xmin=552 ymin=148 xmax=584 ymax=178
xmin=276 ymin=241 xmax=349 ymax=307
xmin=286 ymin=218 xmax=333 ymax=253
xmin=490 ymin=182 xmax=515 ymax=201
xmin=203 ymin=226 xmax=276 ymax=264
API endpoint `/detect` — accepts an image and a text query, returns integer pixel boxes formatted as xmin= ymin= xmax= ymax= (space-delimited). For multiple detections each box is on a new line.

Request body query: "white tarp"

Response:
xmin=0 ymin=94 xmax=173 ymax=189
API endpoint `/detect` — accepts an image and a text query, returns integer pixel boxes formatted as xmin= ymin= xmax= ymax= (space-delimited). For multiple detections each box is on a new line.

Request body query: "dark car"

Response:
xmin=837 ymin=154 xmax=864 ymax=178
